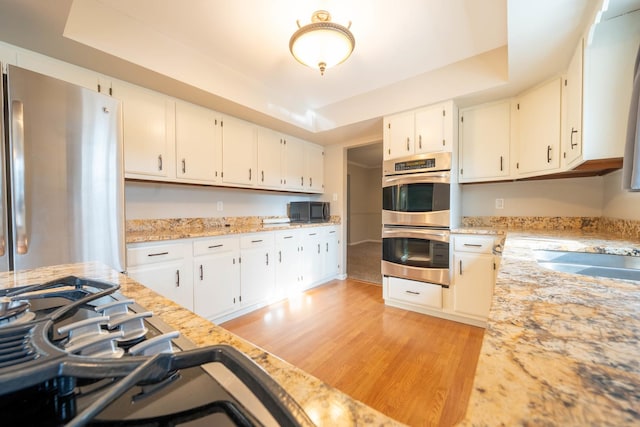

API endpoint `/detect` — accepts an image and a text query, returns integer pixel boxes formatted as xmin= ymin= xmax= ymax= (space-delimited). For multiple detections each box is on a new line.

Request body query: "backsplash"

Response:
xmin=462 ymin=216 xmax=640 ymax=239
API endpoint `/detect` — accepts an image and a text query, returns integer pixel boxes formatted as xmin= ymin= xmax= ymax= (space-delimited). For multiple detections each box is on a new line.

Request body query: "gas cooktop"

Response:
xmin=0 ymin=276 xmax=314 ymax=426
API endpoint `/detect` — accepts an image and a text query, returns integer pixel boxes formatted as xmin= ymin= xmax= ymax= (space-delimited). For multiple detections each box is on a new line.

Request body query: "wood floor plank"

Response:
xmin=221 ymin=279 xmax=484 ymax=427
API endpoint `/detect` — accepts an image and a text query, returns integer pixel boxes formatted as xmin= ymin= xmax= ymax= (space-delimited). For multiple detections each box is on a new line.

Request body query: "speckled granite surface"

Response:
xmin=461 ymin=230 xmax=640 ymax=426
xmin=126 ymin=216 xmax=341 ymax=243
xmin=0 ymin=262 xmax=402 ymax=427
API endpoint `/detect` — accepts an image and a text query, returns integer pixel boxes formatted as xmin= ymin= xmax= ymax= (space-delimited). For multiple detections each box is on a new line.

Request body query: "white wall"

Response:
xmin=347 ymin=164 xmax=382 ymax=244
xmin=125 ymin=181 xmax=312 ymax=219
xmin=461 ymin=176 xmax=604 ymax=217
xmin=602 ymin=170 xmax=640 ymax=220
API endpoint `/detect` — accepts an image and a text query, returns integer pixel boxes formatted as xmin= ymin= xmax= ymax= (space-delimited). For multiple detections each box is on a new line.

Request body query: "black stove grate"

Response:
xmin=0 ymin=323 xmax=38 ymax=368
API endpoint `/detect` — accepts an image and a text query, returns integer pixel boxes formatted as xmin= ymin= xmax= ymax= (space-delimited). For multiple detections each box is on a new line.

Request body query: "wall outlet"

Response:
xmin=217 ymin=201 xmax=223 ymax=211
xmin=495 ymin=198 xmax=504 ymax=209
xmin=332 ymin=193 xmax=338 ymax=201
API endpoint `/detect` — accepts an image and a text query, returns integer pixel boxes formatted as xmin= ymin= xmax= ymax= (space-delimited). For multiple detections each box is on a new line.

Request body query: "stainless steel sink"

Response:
xmin=534 ymin=250 xmax=640 ymax=281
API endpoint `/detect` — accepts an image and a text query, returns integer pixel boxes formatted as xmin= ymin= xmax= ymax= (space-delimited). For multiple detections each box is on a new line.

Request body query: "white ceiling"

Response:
xmin=0 ymin=0 xmax=631 ymax=152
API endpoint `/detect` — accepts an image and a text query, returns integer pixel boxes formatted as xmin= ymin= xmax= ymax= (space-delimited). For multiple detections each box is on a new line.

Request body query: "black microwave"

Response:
xmin=289 ymin=201 xmax=330 ymax=223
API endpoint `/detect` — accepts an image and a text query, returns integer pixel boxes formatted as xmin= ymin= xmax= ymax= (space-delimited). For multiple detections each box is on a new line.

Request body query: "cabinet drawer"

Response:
xmin=388 ymin=277 xmax=442 ymax=309
xmin=454 ymin=235 xmax=496 ymax=254
xmin=240 ymin=233 xmax=274 ymax=249
xmin=127 ymin=243 xmax=186 ymax=267
xmin=193 ymin=236 xmax=239 ymax=256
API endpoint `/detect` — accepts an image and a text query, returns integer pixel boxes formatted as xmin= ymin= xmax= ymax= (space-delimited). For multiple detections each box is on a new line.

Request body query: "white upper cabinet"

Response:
xmin=282 ymin=135 xmax=306 ymax=191
xmin=257 ymin=127 xmax=284 ymax=189
xmin=562 ymin=38 xmax=583 ymax=168
xmin=176 ymin=101 xmax=222 ymax=184
xmin=221 ymin=115 xmax=257 ymax=186
xmin=515 ymin=77 xmax=562 ymax=177
xmin=459 ymin=100 xmax=511 ymax=182
xmin=305 ymin=142 xmax=324 ymax=193
xmin=384 ymin=101 xmax=454 ymax=160
xmin=113 ymin=80 xmax=176 ymax=179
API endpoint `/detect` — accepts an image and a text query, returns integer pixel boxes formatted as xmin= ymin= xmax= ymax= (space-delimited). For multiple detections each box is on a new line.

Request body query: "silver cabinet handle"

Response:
xmin=406 ymin=290 xmax=420 ymax=295
xmin=500 ymin=156 xmax=503 ymax=171
xmin=459 ymin=260 xmax=463 ymax=275
xmin=406 ymin=137 xmax=410 ymax=151
xmin=463 ymin=243 xmax=482 ymax=248
xmin=208 ymin=244 xmax=223 ymax=249
xmin=301 ymin=176 xmax=304 ymax=186
xmin=418 ymin=135 xmax=422 ymax=149
xmin=570 ymin=128 xmax=578 ymax=149
xmin=310 ymin=177 xmax=312 ymax=187
xmin=199 ymin=264 xmax=203 ymax=280
xmin=317 ymin=243 xmax=320 ymax=254
xmin=547 ymin=145 xmax=552 ymax=163
xmin=11 ymin=101 xmax=27 ymax=255
xmin=279 ymin=250 xmax=282 ymax=263
xmin=266 ymin=252 xmax=269 ymax=265
xmin=176 ymin=270 xmax=180 ymax=287
xmin=326 ymin=242 xmax=329 ymax=252
xmin=182 ymin=158 xmax=186 ymax=173
xmin=147 ymin=251 xmax=169 ymax=257
xmin=249 ymin=168 xmax=252 ymax=180
xmin=261 ymin=170 xmax=264 ymax=182
xmin=251 ymin=239 xmax=263 ymax=243
xmin=158 ymin=154 xmax=163 ymax=171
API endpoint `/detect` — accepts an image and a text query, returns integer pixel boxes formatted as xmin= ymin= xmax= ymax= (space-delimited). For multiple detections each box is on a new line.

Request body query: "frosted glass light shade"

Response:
xmin=289 ymin=11 xmax=355 ymax=75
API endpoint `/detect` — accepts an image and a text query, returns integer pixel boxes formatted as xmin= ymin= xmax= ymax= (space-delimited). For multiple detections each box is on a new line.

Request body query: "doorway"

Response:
xmin=346 ymin=142 xmax=383 ymax=284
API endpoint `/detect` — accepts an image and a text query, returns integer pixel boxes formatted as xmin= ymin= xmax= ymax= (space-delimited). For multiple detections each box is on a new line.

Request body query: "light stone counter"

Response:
xmin=0 ymin=262 xmax=403 ymax=427
xmin=461 ymin=230 xmax=640 ymax=426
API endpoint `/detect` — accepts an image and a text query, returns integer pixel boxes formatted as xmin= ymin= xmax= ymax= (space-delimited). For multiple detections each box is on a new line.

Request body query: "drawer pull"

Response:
xmin=405 ymin=290 xmax=420 ymax=295
xmin=251 ymin=239 xmax=263 ymax=243
xmin=463 ymin=244 xmax=483 ymax=248
xmin=200 ymin=264 xmax=203 ymax=280
xmin=208 ymin=244 xmax=223 ymax=249
xmin=176 ymin=270 xmax=180 ymax=287
xmin=148 ymin=251 xmax=169 ymax=257
xmin=459 ymin=260 xmax=463 ymax=275
xmin=284 ymin=236 xmax=294 ymax=239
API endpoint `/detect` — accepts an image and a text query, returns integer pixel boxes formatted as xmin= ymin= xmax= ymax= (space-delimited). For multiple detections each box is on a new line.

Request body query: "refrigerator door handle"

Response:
xmin=11 ymin=100 xmax=28 ymax=255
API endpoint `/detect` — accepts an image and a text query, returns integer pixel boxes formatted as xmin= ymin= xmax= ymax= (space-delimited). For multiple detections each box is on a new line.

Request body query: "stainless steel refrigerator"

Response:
xmin=0 ymin=64 xmax=125 ymax=272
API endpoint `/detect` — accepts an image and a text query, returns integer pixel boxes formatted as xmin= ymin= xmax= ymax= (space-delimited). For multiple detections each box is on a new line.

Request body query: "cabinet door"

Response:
xmin=415 ymin=104 xmax=446 ymax=153
xmin=240 ymin=235 xmax=275 ymax=306
xmin=516 ymin=78 xmax=561 ymax=175
xmin=282 ymin=135 xmax=306 ymax=191
xmin=563 ymin=39 xmax=583 ymax=167
xmin=323 ymin=227 xmax=339 ymax=279
xmin=194 ymin=252 xmax=240 ymax=319
xmin=275 ymin=231 xmax=301 ymax=299
xmin=222 ymin=116 xmax=257 ymax=186
xmin=257 ymin=127 xmax=283 ymax=189
xmin=113 ymin=80 xmax=175 ymax=178
xmin=128 ymin=261 xmax=193 ymax=311
xmin=384 ymin=112 xmax=414 ymax=160
xmin=305 ymin=142 xmax=324 ymax=193
xmin=300 ymin=230 xmax=323 ymax=289
xmin=459 ymin=101 xmax=511 ymax=181
xmin=176 ymin=101 xmax=221 ymax=183
xmin=453 ymin=252 xmax=495 ymax=318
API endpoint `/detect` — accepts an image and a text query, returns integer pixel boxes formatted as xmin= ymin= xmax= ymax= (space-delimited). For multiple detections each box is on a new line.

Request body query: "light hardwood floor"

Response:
xmin=221 ymin=279 xmax=484 ymax=427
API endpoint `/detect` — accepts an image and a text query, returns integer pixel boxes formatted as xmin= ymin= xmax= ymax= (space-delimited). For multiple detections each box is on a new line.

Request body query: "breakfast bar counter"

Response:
xmin=460 ymin=229 xmax=640 ymax=426
xmin=0 ymin=262 xmax=403 ymax=427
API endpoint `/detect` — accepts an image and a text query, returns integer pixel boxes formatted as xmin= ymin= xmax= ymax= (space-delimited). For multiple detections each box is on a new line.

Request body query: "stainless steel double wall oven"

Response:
xmin=381 ymin=152 xmax=452 ymax=286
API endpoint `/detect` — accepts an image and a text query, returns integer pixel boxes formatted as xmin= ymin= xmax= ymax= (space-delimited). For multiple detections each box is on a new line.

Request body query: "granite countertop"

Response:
xmin=461 ymin=229 xmax=640 ymax=426
xmin=0 ymin=262 xmax=402 ymax=427
xmin=126 ymin=220 xmax=339 ymax=244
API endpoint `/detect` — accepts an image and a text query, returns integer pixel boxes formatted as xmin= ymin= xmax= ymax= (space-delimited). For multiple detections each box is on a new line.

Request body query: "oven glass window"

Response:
xmin=382 ymin=183 xmax=450 ymax=212
xmin=382 ymin=237 xmax=449 ymax=268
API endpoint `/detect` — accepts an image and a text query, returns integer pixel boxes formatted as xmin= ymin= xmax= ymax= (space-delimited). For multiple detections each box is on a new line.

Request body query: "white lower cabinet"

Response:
xmin=452 ymin=235 xmax=499 ymax=322
xmin=192 ymin=236 xmax=240 ymax=320
xmin=387 ymin=276 xmax=443 ymax=309
xmin=239 ymin=233 xmax=275 ymax=307
xmin=126 ymin=226 xmax=339 ymax=322
xmin=127 ymin=241 xmax=194 ymax=311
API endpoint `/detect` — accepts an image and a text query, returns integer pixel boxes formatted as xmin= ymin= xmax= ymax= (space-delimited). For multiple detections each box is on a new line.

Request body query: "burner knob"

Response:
xmin=58 ymin=316 xmax=109 ymax=345
xmin=129 ymin=331 xmax=180 ymax=356
xmin=107 ymin=312 xmax=152 ymax=342
xmin=64 ymin=330 xmax=125 ymax=358
xmin=94 ymin=299 xmax=136 ymax=319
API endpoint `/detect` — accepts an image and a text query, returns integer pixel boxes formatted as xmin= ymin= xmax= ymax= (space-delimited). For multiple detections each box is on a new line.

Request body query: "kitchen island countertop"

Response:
xmin=460 ymin=229 xmax=640 ymax=426
xmin=0 ymin=262 xmax=403 ymax=427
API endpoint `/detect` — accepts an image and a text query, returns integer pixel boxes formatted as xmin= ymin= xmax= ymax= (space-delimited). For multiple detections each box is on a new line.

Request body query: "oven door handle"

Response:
xmin=382 ymin=171 xmax=451 ymax=187
xmin=381 ymin=227 xmax=449 ymax=243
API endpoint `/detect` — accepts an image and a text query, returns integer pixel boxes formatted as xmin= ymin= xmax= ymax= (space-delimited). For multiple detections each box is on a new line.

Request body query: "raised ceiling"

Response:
xmin=0 ymin=0 xmax=614 ymax=145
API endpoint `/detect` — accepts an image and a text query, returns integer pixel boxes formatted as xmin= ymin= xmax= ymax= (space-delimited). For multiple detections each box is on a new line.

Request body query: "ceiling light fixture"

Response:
xmin=289 ymin=10 xmax=355 ymax=76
